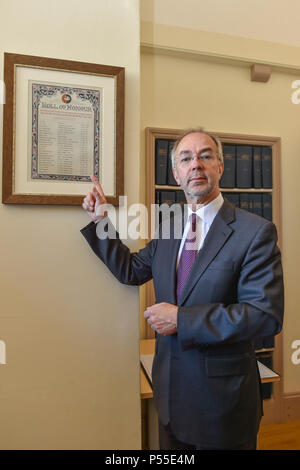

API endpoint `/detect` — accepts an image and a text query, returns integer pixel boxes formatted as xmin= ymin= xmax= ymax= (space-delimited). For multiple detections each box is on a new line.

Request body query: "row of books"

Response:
xmin=221 ymin=144 xmax=272 ymax=189
xmin=155 ymin=139 xmax=273 ymax=189
xmin=155 ymin=190 xmax=272 ymax=222
xmin=225 ymin=192 xmax=272 ymax=221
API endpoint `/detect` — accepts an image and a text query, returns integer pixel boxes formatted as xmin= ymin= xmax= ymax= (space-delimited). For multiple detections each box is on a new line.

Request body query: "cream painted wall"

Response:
xmin=141 ymin=0 xmax=300 ymax=48
xmin=0 ymin=0 xmax=141 ymax=449
xmin=141 ymin=41 xmax=300 ymax=395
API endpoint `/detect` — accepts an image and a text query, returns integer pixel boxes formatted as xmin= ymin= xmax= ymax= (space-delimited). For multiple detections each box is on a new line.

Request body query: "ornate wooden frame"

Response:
xmin=2 ymin=53 xmax=125 ymax=205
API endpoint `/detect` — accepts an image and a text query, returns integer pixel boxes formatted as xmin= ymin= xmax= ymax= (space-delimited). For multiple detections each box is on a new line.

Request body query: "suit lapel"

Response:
xmin=178 ymin=200 xmax=235 ymax=305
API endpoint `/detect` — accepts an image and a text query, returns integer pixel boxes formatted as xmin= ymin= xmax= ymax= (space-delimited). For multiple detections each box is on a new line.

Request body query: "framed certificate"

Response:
xmin=2 ymin=53 xmax=125 ymax=205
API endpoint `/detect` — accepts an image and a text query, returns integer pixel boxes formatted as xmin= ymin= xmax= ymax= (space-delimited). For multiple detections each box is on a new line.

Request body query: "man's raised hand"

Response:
xmin=82 ymin=175 xmax=108 ymax=223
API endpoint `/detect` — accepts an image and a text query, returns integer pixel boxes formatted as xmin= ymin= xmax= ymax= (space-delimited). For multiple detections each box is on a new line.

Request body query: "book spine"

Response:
xmin=239 ymin=193 xmax=249 ymax=212
xmin=155 ymin=139 xmax=168 ymax=185
xmin=155 ymin=190 xmax=161 ymax=226
xmin=159 ymin=190 xmax=177 ymax=223
xmin=155 ymin=190 xmax=161 ymax=205
xmin=159 ymin=190 xmax=176 ymax=206
xmin=253 ymin=146 xmax=262 ymax=188
xmin=176 ymin=190 xmax=186 ymax=207
xmin=224 ymin=192 xmax=240 ymax=207
xmin=262 ymin=146 xmax=273 ymax=188
xmin=262 ymin=193 xmax=272 ymax=221
xmin=220 ymin=145 xmax=236 ymax=188
xmin=236 ymin=146 xmax=252 ymax=188
xmin=248 ymin=194 xmax=253 ymax=213
xmin=251 ymin=193 xmax=263 ymax=217
xmin=167 ymin=140 xmax=178 ymax=186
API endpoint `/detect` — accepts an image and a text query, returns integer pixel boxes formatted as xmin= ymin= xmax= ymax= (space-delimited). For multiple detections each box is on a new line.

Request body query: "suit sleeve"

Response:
xmin=177 ymin=221 xmax=284 ymax=349
xmin=80 ymin=219 xmax=156 ymax=286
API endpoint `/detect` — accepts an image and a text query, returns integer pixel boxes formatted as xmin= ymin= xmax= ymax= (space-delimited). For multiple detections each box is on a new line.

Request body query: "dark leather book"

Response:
xmin=155 ymin=139 xmax=168 ymax=185
xmin=155 ymin=190 xmax=161 ymax=204
xmin=220 ymin=145 xmax=236 ymax=188
xmin=159 ymin=190 xmax=177 ymax=224
xmin=236 ymin=146 xmax=252 ymax=188
xmin=251 ymin=193 xmax=263 ymax=217
xmin=155 ymin=190 xmax=161 ymax=225
xmin=262 ymin=193 xmax=272 ymax=221
xmin=253 ymin=146 xmax=262 ymax=188
xmin=239 ymin=193 xmax=250 ymax=212
xmin=167 ymin=140 xmax=178 ymax=186
xmin=248 ymin=194 xmax=253 ymax=213
xmin=176 ymin=190 xmax=186 ymax=207
xmin=160 ymin=190 xmax=176 ymax=207
xmin=224 ymin=193 xmax=239 ymax=207
xmin=262 ymin=146 xmax=273 ymax=188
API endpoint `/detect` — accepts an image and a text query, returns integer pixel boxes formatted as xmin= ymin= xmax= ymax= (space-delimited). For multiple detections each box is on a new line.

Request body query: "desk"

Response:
xmin=140 ymin=339 xmax=157 ymax=449
xmin=140 ymin=339 xmax=155 ymax=399
xmin=140 ymin=338 xmax=280 ymax=399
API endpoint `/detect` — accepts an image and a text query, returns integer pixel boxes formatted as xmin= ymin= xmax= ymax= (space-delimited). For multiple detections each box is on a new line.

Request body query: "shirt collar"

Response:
xmin=187 ymin=193 xmax=224 ymax=224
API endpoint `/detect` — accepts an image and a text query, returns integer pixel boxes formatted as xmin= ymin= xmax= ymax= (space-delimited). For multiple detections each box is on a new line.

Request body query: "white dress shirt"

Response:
xmin=177 ymin=193 xmax=224 ymax=265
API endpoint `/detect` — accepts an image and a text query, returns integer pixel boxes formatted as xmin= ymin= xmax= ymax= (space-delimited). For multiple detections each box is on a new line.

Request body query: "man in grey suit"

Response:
xmin=81 ymin=128 xmax=284 ymax=450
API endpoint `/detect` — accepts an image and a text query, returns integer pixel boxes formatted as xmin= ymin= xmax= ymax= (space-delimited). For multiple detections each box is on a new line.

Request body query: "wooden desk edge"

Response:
xmin=140 ymin=367 xmax=153 ymax=399
xmin=261 ymin=376 xmax=280 ymax=384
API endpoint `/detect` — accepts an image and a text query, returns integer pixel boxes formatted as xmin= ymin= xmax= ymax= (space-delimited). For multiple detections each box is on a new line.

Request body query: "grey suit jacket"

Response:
xmin=81 ymin=199 xmax=284 ymax=448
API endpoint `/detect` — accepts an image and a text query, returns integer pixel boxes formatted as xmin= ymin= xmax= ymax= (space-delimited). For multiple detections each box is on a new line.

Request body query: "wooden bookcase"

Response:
xmin=144 ymin=126 xmax=283 ymax=423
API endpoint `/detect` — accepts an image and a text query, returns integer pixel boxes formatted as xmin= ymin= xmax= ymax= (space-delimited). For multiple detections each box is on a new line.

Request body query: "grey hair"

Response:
xmin=170 ymin=127 xmax=223 ymax=168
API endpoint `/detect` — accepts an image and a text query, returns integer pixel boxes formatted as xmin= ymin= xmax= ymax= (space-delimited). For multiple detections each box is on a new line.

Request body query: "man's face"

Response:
xmin=172 ymin=132 xmax=224 ymax=204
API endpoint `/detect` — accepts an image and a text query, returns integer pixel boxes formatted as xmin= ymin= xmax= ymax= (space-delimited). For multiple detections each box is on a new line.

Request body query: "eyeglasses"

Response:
xmin=177 ymin=151 xmax=218 ymax=167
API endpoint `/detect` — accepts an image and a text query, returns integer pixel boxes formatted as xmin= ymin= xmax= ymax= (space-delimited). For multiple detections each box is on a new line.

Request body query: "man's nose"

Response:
xmin=190 ymin=155 xmax=204 ymax=169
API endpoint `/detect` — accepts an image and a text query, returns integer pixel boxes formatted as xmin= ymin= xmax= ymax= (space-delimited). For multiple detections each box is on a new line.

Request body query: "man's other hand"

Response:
xmin=144 ymin=302 xmax=178 ymax=336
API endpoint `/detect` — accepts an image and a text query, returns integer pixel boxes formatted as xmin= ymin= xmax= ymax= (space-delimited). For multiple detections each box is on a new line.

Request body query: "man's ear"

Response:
xmin=172 ymin=167 xmax=180 ymax=186
xmin=218 ymin=161 xmax=224 ymax=180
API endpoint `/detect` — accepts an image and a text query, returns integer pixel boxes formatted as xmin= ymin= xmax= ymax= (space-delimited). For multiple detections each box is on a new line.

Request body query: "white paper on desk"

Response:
xmin=140 ymin=355 xmax=279 ymax=384
xmin=140 ymin=354 xmax=154 ymax=383
xmin=257 ymin=360 xmax=279 ymax=379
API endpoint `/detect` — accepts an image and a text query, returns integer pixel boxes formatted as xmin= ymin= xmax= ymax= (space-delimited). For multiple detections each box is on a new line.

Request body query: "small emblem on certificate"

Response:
xmin=30 ymin=82 xmax=102 ymax=182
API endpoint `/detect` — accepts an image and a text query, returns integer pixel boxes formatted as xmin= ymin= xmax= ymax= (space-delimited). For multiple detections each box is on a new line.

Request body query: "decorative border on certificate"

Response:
xmin=2 ymin=53 xmax=124 ymax=206
xmin=30 ymin=82 xmax=101 ymax=182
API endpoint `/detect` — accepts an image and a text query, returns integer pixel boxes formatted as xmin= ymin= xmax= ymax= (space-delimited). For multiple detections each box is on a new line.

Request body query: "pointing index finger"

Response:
xmin=90 ymin=174 xmax=105 ymax=199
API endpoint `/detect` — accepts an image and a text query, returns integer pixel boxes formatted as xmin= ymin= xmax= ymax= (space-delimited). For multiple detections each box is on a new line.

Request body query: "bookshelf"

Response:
xmin=144 ymin=127 xmax=283 ymax=422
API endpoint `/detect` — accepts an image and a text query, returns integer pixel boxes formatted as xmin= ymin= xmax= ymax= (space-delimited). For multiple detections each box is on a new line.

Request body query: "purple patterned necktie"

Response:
xmin=176 ymin=213 xmax=199 ymax=301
